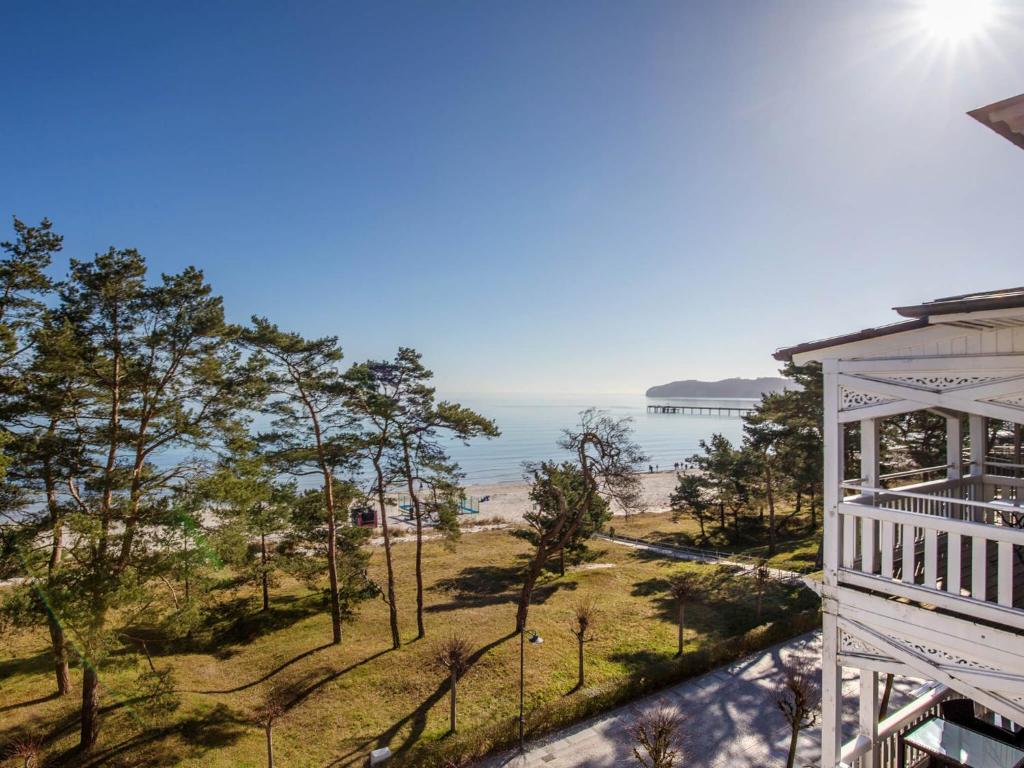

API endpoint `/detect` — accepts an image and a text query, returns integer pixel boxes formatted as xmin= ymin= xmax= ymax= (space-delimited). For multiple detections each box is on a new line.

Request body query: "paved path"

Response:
xmin=596 ymin=534 xmax=805 ymax=583
xmin=482 ymin=632 xmax=921 ymax=768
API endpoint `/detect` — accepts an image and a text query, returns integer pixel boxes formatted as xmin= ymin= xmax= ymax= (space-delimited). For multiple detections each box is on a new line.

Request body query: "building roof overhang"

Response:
xmin=968 ymin=93 xmax=1024 ymax=151
xmin=774 ymin=288 xmax=1024 ymax=363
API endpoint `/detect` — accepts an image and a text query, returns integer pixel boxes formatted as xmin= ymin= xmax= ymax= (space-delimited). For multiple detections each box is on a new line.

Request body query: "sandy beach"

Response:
xmin=381 ymin=470 xmax=683 ymax=532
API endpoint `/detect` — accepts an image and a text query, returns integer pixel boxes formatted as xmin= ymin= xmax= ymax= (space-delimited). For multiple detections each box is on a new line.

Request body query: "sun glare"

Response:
xmin=916 ymin=0 xmax=996 ymax=42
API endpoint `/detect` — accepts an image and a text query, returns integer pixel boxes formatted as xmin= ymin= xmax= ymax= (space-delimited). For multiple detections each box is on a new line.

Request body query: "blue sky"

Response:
xmin=2 ymin=1 xmax=1022 ymax=393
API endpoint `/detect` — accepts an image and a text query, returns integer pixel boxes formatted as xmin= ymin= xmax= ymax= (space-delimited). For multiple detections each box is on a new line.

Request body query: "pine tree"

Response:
xmin=55 ymin=250 xmax=254 ymax=750
xmin=242 ymin=317 xmax=357 ymax=645
xmin=386 ymin=348 xmax=498 ymax=639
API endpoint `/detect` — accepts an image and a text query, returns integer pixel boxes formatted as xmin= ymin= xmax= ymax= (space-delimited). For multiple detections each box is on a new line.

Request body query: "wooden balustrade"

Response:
xmin=840 ymin=685 xmax=951 ymax=768
xmin=835 ymin=476 xmax=1024 ymax=631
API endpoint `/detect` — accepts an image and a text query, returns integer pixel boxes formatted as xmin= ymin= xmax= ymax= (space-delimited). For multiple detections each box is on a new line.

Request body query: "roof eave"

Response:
xmin=773 ymin=318 xmax=928 ymax=362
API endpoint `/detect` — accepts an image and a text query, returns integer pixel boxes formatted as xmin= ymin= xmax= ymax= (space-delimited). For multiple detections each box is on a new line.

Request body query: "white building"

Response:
xmin=774 ymin=95 xmax=1024 ymax=768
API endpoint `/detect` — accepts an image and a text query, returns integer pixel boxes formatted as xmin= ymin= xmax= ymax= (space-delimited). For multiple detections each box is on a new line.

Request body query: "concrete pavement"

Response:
xmin=482 ymin=632 xmax=920 ymax=768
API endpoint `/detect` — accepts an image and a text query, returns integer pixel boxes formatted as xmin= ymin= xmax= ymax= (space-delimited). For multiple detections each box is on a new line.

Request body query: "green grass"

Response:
xmin=607 ymin=507 xmax=823 ymax=574
xmin=0 ymin=528 xmax=818 ymax=767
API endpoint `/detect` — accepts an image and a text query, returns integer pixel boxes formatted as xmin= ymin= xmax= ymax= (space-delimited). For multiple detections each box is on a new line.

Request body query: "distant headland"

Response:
xmin=645 ymin=377 xmax=793 ymax=399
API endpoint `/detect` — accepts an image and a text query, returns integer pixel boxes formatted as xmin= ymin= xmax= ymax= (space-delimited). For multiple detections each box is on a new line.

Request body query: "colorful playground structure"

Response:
xmin=396 ymin=493 xmax=482 ymax=520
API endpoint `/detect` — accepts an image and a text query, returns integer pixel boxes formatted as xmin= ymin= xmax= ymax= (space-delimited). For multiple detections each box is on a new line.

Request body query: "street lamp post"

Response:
xmin=519 ymin=628 xmax=543 ymax=753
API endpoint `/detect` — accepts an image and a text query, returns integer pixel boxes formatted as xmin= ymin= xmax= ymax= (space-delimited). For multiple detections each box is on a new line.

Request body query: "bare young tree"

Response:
xmin=753 ymin=560 xmax=771 ymax=620
xmin=5 ymin=737 xmax=43 ymax=768
xmin=631 ymin=707 xmax=684 ymax=768
xmin=666 ymin=572 xmax=698 ymax=658
xmin=568 ymin=599 xmax=597 ymax=691
xmin=251 ymin=687 xmax=289 ymax=768
xmin=776 ymin=658 xmax=820 ymax=768
xmin=433 ymin=634 xmax=473 ymax=734
xmin=516 ymin=410 xmax=645 ymax=632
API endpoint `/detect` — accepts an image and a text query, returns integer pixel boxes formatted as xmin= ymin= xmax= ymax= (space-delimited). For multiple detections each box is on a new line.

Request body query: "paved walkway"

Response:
xmin=596 ymin=534 xmax=805 ymax=583
xmin=483 ymin=632 xmax=920 ymax=768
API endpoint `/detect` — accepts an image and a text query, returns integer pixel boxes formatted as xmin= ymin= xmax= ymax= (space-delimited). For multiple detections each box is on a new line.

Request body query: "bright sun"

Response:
xmin=916 ymin=0 xmax=996 ymax=42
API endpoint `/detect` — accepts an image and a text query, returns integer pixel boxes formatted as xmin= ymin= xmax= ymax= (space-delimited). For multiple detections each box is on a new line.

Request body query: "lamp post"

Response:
xmin=519 ymin=628 xmax=543 ymax=753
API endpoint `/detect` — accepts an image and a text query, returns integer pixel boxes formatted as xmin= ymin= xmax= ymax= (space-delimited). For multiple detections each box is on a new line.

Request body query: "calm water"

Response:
xmin=438 ymin=393 xmax=755 ymax=485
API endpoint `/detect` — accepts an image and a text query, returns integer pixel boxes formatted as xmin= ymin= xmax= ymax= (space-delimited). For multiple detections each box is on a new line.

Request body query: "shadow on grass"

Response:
xmin=184 ymin=641 xmax=335 ymax=695
xmin=62 ymin=703 xmax=247 ymax=768
xmin=324 ymin=632 xmax=517 ymax=766
xmin=284 ymin=648 xmax=390 ymax=710
xmin=607 ymin=648 xmax=673 ymax=674
xmin=0 ymin=690 xmax=59 ymax=714
xmin=427 ymin=563 xmax=577 ymax=613
xmin=0 ymin=647 xmax=60 ymax=683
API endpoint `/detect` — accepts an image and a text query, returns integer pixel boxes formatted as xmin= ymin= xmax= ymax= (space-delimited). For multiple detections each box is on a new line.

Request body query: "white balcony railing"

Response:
xmin=835 ymin=472 xmax=1024 ymax=631
xmin=839 ymin=685 xmax=952 ymax=768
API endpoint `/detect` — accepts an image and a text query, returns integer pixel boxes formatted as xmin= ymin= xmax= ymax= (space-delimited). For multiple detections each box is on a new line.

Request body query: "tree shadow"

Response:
xmin=427 ymin=562 xmax=577 ymax=613
xmin=184 ymin=641 xmax=334 ymax=695
xmin=0 ymin=690 xmax=59 ymax=714
xmin=0 ymin=647 xmax=58 ymax=682
xmin=283 ymin=648 xmax=390 ymax=711
xmin=326 ymin=631 xmax=516 ymax=765
xmin=607 ymin=648 xmax=673 ymax=674
xmin=206 ymin=593 xmax=324 ymax=648
xmin=61 ymin=703 xmax=247 ymax=768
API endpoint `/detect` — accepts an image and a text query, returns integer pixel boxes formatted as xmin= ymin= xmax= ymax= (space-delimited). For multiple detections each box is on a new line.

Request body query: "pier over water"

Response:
xmin=646 ymin=403 xmax=755 ymax=416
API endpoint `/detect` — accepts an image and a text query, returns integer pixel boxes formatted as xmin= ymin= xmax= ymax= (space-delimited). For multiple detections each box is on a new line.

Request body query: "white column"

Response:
xmin=969 ymin=414 xmax=986 ymax=476
xmin=860 ymin=418 xmax=880 ymax=487
xmin=946 ymin=415 xmax=962 ymax=480
xmin=860 ymin=419 xmax=879 ymax=574
xmin=859 ymin=669 xmax=879 ymax=768
xmin=969 ymin=414 xmax=986 ymax=513
xmin=822 ymin=361 xmax=844 ymax=768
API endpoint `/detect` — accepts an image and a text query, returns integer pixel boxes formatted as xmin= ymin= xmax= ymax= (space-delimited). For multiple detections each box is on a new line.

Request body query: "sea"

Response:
xmin=438 ymin=393 xmax=756 ymax=485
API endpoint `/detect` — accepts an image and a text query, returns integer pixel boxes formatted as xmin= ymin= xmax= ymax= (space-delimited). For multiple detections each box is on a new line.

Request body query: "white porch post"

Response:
xmin=969 ymin=414 xmax=986 ymax=512
xmin=822 ymin=361 xmax=844 ymax=768
xmin=946 ymin=415 xmax=962 ymax=480
xmin=859 ymin=670 xmax=879 ymax=768
xmin=857 ymin=418 xmax=880 ymax=767
xmin=860 ymin=418 xmax=879 ymax=573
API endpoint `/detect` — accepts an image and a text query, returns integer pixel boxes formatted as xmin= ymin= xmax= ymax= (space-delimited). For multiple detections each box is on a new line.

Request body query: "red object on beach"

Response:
xmin=350 ymin=506 xmax=377 ymax=528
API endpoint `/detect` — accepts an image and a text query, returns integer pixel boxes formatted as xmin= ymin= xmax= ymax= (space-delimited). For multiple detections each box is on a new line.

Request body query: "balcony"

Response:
xmin=836 ymin=460 xmax=1024 ymax=631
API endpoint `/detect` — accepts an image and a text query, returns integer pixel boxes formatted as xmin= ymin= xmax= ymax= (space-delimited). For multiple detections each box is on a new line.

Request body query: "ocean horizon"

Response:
xmin=438 ymin=392 xmax=756 ymax=485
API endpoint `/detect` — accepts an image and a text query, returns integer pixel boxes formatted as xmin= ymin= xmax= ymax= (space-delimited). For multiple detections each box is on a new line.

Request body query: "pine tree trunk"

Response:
xmin=323 ymin=471 xmax=342 ymax=645
xmin=47 ymin=618 xmax=72 ymax=696
xmin=44 ymin=458 xmax=71 ymax=696
xmin=516 ymin=551 xmax=547 ymax=633
xmin=79 ymin=664 xmax=100 ymax=750
xmin=449 ymin=671 xmax=457 ymax=733
xmin=260 ymin=533 xmax=270 ymax=613
xmin=766 ymin=464 xmax=777 ymax=556
xmin=265 ymin=723 xmax=274 ymax=768
xmin=399 ymin=440 xmax=426 ymax=640
xmin=879 ymin=673 xmax=894 ymax=719
xmin=415 ymin=511 xmax=425 ymax=639
xmin=375 ymin=465 xmax=401 ymax=649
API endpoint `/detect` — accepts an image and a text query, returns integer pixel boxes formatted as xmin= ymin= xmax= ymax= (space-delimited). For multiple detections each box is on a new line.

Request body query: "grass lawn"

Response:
xmin=607 ymin=507 xmax=823 ymax=574
xmin=0 ymin=527 xmax=818 ymax=768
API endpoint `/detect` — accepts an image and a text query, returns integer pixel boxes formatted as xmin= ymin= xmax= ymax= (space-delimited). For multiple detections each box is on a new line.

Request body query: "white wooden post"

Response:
xmin=860 ymin=418 xmax=879 ymax=574
xmin=969 ymin=414 xmax=986 ymax=515
xmin=822 ymin=362 xmax=843 ymax=768
xmin=969 ymin=414 xmax=986 ymax=476
xmin=946 ymin=415 xmax=962 ymax=480
xmin=859 ymin=669 xmax=879 ymax=768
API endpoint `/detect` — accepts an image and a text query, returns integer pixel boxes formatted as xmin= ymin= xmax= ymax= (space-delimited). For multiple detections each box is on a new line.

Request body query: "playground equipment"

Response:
xmin=396 ymin=493 xmax=482 ymax=521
